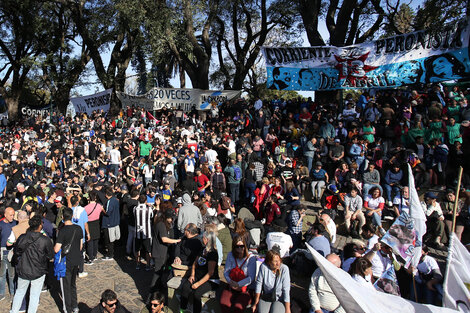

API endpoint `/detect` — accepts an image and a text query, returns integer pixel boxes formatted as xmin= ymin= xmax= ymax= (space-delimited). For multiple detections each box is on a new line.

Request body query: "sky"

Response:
xmin=72 ymin=0 xmax=426 ymax=98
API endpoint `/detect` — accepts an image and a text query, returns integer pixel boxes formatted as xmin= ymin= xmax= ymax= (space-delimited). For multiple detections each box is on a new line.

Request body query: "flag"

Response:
xmin=443 ymin=233 xmax=470 ymax=312
xmin=306 ymin=244 xmax=458 ymax=313
xmin=146 ymin=111 xmax=159 ymax=123
xmin=407 ymin=163 xmax=427 ymax=268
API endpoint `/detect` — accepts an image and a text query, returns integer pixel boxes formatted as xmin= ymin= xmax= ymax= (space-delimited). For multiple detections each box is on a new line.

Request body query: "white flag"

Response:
xmin=443 ymin=233 xmax=470 ymax=312
xmin=306 ymin=244 xmax=458 ymax=313
xmin=407 ymin=163 xmax=427 ymax=268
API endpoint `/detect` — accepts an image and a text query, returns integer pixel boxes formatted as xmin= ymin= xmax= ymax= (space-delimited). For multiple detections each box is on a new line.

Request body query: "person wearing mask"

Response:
xmin=10 ymin=215 xmax=54 ymax=313
xmin=180 ymin=230 xmax=219 ymax=313
xmin=0 ymin=207 xmax=16 ymax=301
xmin=308 ymin=253 xmax=345 ymax=313
xmin=54 ymin=208 xmax=83 ymax=313
xmin=221 ymin=236 xmax=257 ymax=313
xmin=252 ymin=249 xmax=291 ymax=313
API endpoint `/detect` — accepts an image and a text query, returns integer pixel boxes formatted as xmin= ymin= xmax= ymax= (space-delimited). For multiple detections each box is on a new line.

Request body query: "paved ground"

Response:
xmin=0 ymin=199 xmax=454 ymax=313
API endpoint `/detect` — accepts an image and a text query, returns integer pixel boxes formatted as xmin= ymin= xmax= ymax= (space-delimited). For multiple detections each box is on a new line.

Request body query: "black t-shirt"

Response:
xmin=175 ymin=236 xmax=203 ymax=266
xmin=124 ymin=198 xmax=138 ymax=227
xmin=195 ymin=250 xmax=219 ymax=280
xmin=152 ymin=221 xmax=174 ymax=262
xmin=56 ymin=224 xmax=83 ymax=266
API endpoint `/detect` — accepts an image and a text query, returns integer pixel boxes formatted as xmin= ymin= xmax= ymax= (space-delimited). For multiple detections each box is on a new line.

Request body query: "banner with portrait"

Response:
xmin=117 ymin=88 xmax=240 ymax=111
xmin=381 ymin=212 xmax=418 ymax=266
xmin=262 ymin=18 xmax=470 ymax=90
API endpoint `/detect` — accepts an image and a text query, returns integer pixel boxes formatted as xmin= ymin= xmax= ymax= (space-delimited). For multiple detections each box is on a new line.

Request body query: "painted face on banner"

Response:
xmin=276 ymin=68 xmax=291 ymax=84
xmin=398 ymin=61 xmax=421 ymax=84
xmin=299 ymin=70 xmax=314 ymax=88
xmin=432 ymin=56 xmax=454 ymax=77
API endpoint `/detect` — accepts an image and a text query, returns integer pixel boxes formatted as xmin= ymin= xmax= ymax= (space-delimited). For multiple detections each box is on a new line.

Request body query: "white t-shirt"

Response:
xmin=416 ymin=255 xmax=440 ymax=283
xmin=365 ymin=195 xmax=385 ymax=210
xmin=393 ymin=196 xmax=410 ymax=215
xmin=227 ymin=140 xmax=236 ymax=155
xmin=368 ymin=250 xmax=392 ymax=278
xmin=266 ymin=232 xmax=293 ymax=258
xmin=325 ymin=219 xmax=337 ymax=244
xmin=367 ymin=234 xmax=380 ymax=250
xmin=109 ymin=149 xmax=121 ymax=165
xmin=205 ymin=149 xmax=218 ymax=165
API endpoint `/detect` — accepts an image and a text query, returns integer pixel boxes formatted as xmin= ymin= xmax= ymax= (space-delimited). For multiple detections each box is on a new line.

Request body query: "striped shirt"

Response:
xmin=134 ymin=204 xmax=154 ymax=239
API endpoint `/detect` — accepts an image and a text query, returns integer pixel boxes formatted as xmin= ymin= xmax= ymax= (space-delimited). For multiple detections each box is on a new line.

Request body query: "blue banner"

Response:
xmin=263 ymin=18 xmax=470 ymax=90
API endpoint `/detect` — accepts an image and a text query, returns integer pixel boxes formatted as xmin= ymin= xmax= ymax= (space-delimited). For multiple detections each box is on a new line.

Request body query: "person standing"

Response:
xmin=54 ymin=208 xmax=83 ymax=313
xmin=102 ymin=187 xmax=121 ymax=260
xmin=69 ymin=195 xmax=90 ymax=277
xmin=0 ymin=207 xmax=16 ymax=301
xmin=224 ymin=159 xmax=242 ymax=205
xmin=10 ymin=215 xmax=54 ymax=313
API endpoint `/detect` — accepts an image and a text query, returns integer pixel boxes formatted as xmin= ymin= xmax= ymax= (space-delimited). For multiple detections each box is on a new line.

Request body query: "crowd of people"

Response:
xmin=0 ymin=83 xmax=469 ymax=313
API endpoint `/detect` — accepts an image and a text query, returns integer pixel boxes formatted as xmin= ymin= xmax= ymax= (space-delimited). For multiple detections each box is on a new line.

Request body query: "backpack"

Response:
xmin=233 ymin=166 xmax=242 ymax=181
xmin=228 ymin=255 xmax=250 ymax=292
xmin=116 ymin=119 xmax=123 ymax=128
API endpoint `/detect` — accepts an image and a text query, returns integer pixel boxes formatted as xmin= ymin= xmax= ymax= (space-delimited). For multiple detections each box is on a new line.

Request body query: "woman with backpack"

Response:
xmin=220 ymin=235 xmax=257 ymax=313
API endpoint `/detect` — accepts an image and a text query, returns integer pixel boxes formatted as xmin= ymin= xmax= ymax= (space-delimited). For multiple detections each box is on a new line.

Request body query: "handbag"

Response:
xmin=261 ymin=269 xmax=280 ymax=302
xmin=228 ymin=255 xmax=250 ymax=292
xmin=62 ymin=228 xmax=77 ymax=256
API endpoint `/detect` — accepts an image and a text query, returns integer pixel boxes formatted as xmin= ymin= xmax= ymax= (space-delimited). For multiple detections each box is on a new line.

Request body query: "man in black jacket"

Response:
xmin=90 ymin=289 xmax=130 ymax=313
xmin=10 ymin=215 xmax=54 ymax=313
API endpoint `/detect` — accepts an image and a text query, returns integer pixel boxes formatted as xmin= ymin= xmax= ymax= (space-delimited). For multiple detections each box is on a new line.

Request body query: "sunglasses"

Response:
xmin=151 ymin=302 xmax=162 ymax=307
xmin=235 ymin=245 xmax=245 ymax=249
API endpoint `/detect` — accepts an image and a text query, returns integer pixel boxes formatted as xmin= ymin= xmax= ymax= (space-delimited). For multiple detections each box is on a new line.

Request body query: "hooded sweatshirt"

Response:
xmin=177 ymin=194 xmax=203 ymax=233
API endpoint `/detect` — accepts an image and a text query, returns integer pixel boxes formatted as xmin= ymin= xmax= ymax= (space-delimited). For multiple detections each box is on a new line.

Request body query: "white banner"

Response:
xmin=443 ymin=233 xmax=470 ymax=312
xmin=70 ymin=88 xmax=112 ymax=115
xmin=306 ymin=244 xmax=458 ymax=313
xmin=117 ymin=88 xmax=241 ymax=111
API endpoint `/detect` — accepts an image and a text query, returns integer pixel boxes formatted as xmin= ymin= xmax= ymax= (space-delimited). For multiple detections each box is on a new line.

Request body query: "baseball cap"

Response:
xmin=425 ymin=192 xmax=437 ymax=199
xmin=334 ymin=138 xmax=341 ymax=143
xmin=54 ymin=196 xmax=63 ymax=203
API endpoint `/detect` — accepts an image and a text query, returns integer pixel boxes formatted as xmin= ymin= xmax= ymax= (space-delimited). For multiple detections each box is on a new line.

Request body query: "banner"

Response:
xmin=381 ymin=212 xmax=417 ymax=266
xmin=262 ymin=18 xmax=470 ymax=90
xmin=306 ymin=244 xmax=459 ymax=313
xmin=20 ymin=104 xmax=50 ymax=117
xmin=374 ymin=266 xmax=401 ymax=296
xmin=443 ymin=233 xmax=470 ymax=312
xmin=117 ymin=88 xmax=241 ymax=111
xmin=70 ymin=88 xmax=112 ymax=115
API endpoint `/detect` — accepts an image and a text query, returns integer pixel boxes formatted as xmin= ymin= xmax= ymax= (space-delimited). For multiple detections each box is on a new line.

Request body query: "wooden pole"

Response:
xmin=451 ymin=166 xmax=464 ymax=233
xmin=412 ymin=274 xmax=418 ymax=302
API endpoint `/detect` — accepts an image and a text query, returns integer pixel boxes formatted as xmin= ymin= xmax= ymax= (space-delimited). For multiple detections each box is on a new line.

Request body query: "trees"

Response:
xmin=0 ymin=0 xmax=47 ymax=119
xmin=69 ymin=0 xmax=140 ymax=111
xmin=212 ymin=0 xmax=300 ymax=91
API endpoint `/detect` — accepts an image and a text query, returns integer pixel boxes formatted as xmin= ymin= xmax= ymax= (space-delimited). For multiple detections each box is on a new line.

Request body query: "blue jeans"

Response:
xmin=0 ymin=256 xmax=15 ymax=297
xmin=306 ymin=156 xmax=314 ymax=173
xmin=384 ymin=184 xmax=400 ymax=202
xmin=363 ymin=184 xmax=383 ymax=196
xmin=10 ymin=274 xmax=46 ymax=313
xmin=229 ymin=183 xmax=240 ymax=204
xmin=369 ymin=212 xmax=382 ymax=227
xmin=245 ymin=182 xmax=256 ymax=203
xmin=109 ymin=164 xmax=119 ymax=177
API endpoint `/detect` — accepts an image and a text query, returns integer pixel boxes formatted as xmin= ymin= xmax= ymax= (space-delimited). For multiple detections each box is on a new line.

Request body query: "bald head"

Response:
xmin=326 ymin=253 xmax=341 ymax=268
xmin=17 ymin=210 xmax=29 ymax=222
xmin=3 ymin=207 xmax=15 ymax=223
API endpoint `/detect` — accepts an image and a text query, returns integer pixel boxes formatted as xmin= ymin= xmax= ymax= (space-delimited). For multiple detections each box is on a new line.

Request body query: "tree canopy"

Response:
xmin=0 ymin=0 xmax=468 ymax=118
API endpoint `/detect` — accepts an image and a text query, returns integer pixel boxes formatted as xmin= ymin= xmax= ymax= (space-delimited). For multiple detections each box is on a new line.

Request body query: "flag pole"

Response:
xmin=412 ymin=273 xmax=418 ymax=302
xmin=451 ymin=166 xmax=463 ymax=233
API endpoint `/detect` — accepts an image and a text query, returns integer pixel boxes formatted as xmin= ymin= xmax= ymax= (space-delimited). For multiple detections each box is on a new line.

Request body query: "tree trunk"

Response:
xmin=54 ymin=89 xmax=72 ymax=115
xmin=179 ymin=67 xmax=186 ymax=88
xmin=6 ymin=94 xmax=20 ymax=121
xmin=299 ymin=0 xmax=325 ymax=46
